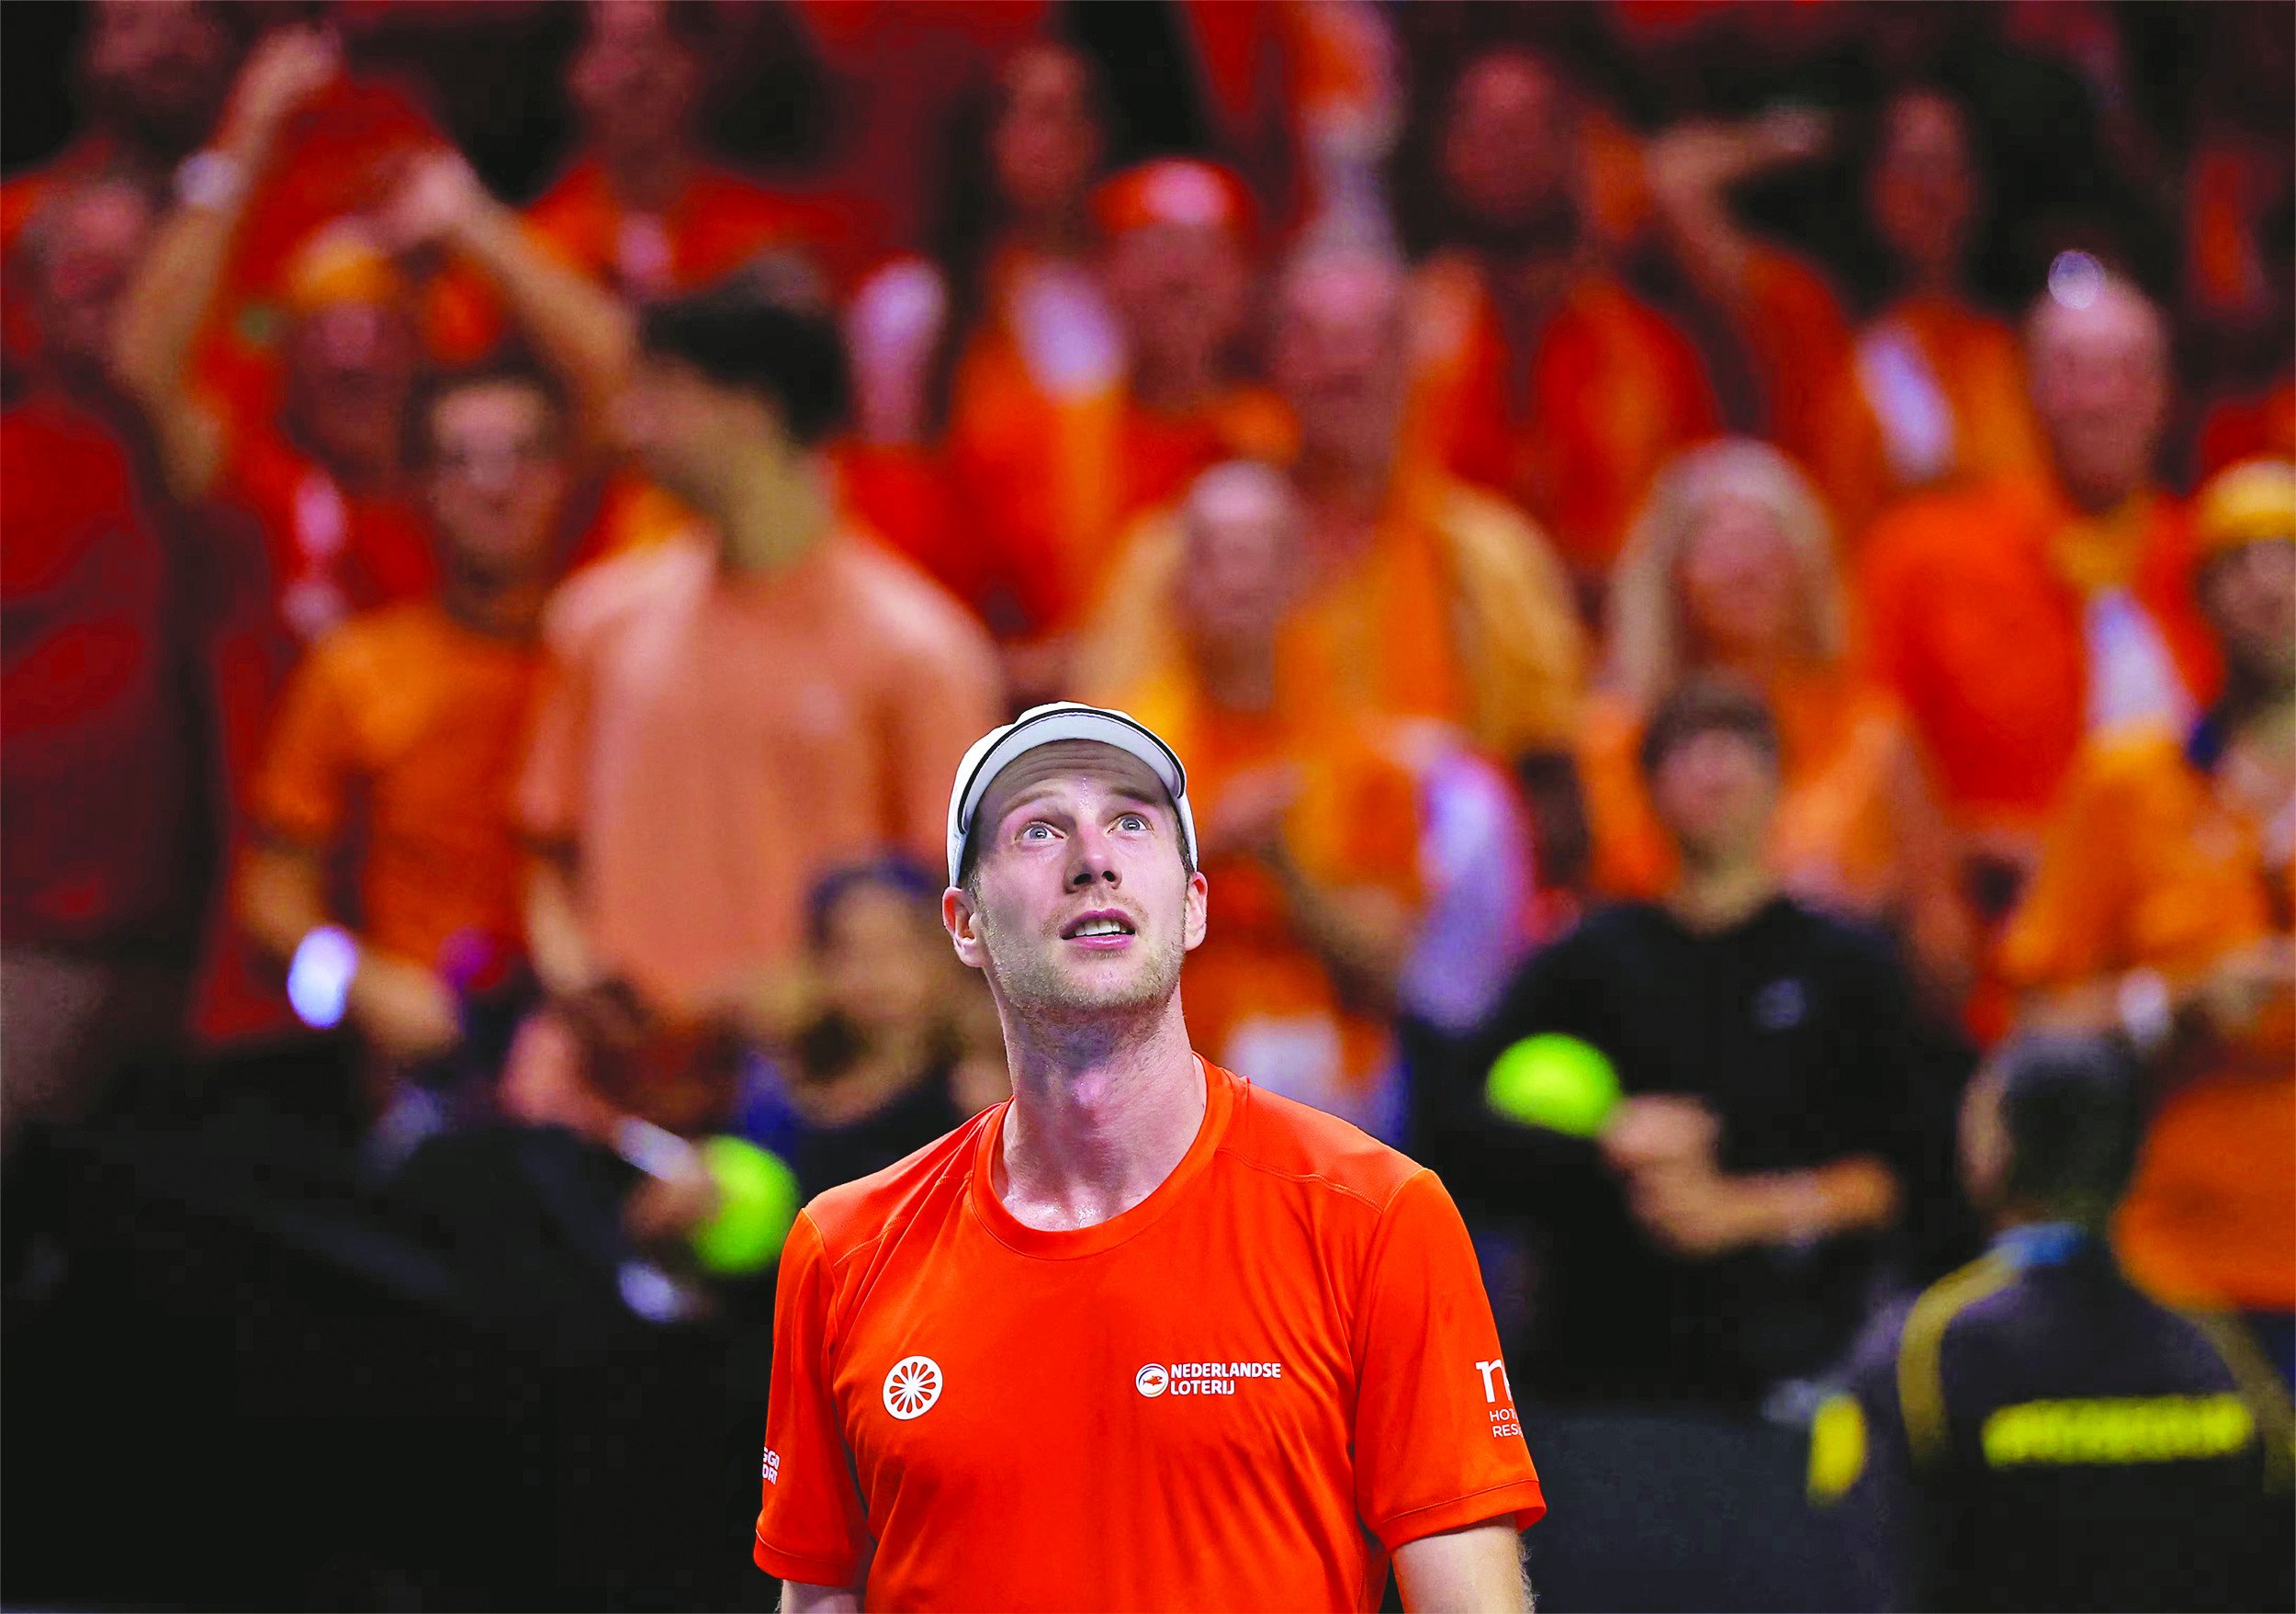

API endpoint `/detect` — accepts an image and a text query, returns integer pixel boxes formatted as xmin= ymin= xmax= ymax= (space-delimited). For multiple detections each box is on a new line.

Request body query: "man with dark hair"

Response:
xmin=1811 ymin=1034 xmax=2293 ymax=1612
xmin=519 ymin=275 xmax=999 ymax=1030
xmin=1447 ymin=672 xmax=1930 ymax=1409
xmin=235 ymin=362 xmax=576 ymax=1107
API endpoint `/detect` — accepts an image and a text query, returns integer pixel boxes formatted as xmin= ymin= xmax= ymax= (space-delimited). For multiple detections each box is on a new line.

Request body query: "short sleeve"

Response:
xmin=1352 ymin=1168 xmax=1547 ymax=1551
xmin=249 ymin=638 xmax=360 ymax=847
xmin=753 ymin=1212 xmax=871 ymax=1587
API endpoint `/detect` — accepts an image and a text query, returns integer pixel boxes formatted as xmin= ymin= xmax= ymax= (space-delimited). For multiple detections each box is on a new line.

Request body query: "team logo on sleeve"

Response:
xmin=883 ymin=1355 xmax=944 ymax=1420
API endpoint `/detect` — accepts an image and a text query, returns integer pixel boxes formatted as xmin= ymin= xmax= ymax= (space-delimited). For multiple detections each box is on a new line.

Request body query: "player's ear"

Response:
xmin=1182 ymin=867 xmax=1209 ymax=953
xmin=944 ymin=885 xmax=989 ymax=971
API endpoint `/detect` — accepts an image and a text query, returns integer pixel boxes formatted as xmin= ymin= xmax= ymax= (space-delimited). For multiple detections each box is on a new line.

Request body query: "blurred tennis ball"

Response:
xmin=1484 ymin=1033 xmax=1621 ymax=1137
xmin=690 ymin=1136 xmax=800 ymax=1274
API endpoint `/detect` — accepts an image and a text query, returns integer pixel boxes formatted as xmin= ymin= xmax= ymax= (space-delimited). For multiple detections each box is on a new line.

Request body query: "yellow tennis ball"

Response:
xmin=1484 ymin=1033 xmax=1621 ymax=1137
xmin=690 ymin=1136 xmax=800 ymax=1275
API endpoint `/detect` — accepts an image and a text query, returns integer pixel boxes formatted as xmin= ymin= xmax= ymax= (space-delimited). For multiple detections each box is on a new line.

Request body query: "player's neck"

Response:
xmin=994 ymin=999 xmax=1207 ymax=1232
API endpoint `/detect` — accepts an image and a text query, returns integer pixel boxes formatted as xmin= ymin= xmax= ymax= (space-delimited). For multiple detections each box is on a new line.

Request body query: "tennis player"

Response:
xmin=754 ymin=703 xmax=1544 ymax=1611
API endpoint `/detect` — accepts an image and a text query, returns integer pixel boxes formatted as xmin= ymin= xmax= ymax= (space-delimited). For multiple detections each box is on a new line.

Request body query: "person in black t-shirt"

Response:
xmin=1450 ymin=675 xmax=1931 ymax=1409
xmin=1812 ymin=1034 xmax=2293 ymax=1612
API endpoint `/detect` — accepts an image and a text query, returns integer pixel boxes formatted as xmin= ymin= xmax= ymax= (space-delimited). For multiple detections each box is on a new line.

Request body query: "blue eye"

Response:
xmin=1021 ymin=823 xmax=1054 ymax=841
xmin=1118 ymin=814 xmax=1149 ymax=832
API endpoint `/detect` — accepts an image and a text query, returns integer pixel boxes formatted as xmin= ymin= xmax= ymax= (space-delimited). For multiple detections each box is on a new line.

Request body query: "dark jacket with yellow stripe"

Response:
xmin=1809 ymin=1225 xmax=2293 ymax=1612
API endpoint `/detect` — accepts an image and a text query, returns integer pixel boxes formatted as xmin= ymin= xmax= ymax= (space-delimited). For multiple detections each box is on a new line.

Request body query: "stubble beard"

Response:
xmin=978 ymin=908 xmax=1187 ymax=1030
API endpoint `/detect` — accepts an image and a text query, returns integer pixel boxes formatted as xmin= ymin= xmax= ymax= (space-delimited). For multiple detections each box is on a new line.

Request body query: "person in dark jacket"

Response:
xmin=1811 ymin=1033 xmax=2293 ymax=1611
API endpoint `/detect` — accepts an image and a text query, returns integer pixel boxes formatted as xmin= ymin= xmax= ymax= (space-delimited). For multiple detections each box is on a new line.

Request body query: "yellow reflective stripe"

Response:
xmin=1807 ymin=1392 xmax=1868 ymax=1504
xmin=1981 ymin=1394 xmax=2256 ymax=1466
xmin=2181 ymin=1309 xmax=2296 ymax=1492
xmin=1897 ymin=1255 xmax=2017 ymax=1470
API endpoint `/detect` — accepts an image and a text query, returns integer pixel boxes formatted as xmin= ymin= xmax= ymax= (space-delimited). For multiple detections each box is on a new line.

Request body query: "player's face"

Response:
xmin=949 ymin=742 xmax=1207 ymax=1021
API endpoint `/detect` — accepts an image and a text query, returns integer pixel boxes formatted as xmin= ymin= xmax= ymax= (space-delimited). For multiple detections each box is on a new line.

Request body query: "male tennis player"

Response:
xmin=754 ymin=703 xmax=1543 ymax=1611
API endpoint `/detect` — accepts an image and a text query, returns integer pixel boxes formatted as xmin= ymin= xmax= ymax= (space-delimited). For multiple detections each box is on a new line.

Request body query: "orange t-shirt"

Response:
xmin=1736 ymin=245 xmax=1856 ymax=481
xmin=517 ymin=532 xmax=1000 ymax=1010
xmin=427 ymin=156 xmax=869 ymax=365
xmin=250 ymin=600 xmax=541 ymax=972
xmin=1411 ymin=254 xmax=1719 ymax=575
xmin=1998 ymin=723 xmax=2296 ymax=1312
xmin=1857 ymin=472 xmax=2220 ymax=834
xmin=753 ymin=1061 xmax=1545 ymax=1608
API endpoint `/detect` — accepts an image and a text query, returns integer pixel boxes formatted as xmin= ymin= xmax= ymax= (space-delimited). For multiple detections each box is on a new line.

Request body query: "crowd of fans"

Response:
xmin=2 ymin=0 xmax=2290 ymax=1607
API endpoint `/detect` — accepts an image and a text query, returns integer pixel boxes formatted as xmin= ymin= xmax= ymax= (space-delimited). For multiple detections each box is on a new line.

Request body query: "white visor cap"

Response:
xmin=945 ymin=702 xmax=1197 ymax=886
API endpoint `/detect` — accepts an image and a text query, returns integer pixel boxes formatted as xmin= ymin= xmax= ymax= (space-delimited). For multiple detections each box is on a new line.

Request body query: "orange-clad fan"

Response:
xmin=1102 ymin=463 xmax=1432 ymax=1137
xmin=1643 ymin=108 xmax=1857 ymax=484
xmin=1999 ymin=458 xmax=2294 ymax=1317
xmin=237 ymin=365 xmax=577 ymax=1093
xmin=943 ymin=155 xmax=1289 ymax=690
xmin=1409 ymin=46 xmax=1719 ymax=582
xmin=757 ymin=701 xmax=1542 ymax=1610
xmin=1583 ymin=440 xmax=1972 ymax=1005
xmin=1 ymin=179 xmax=202 ymax=1149
xmin=428 ymin=0 xmax=866 ymax=364
xmin=519 ymin=278 xmax=1000 ymax=1021
xmin=1858 ymin=261 xmax=2220 ymax=882
xmin=1808 ymin=87 xmax=2046 ymax=543
xmin=1080 ymin=238 xmax=1584 ymax=764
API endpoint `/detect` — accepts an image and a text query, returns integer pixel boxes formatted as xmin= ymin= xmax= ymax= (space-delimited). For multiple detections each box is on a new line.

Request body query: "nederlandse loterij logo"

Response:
xmin=883 ymin=1355 xmax=943 ymax=1420
xmin=1135 ymin=1360 xmax=1282 ymax=1397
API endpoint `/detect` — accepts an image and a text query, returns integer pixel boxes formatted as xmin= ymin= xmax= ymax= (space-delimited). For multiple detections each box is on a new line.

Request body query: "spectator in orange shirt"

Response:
xmin=1081 ymin=238 xmax=1585 ymax=765
xmin=520 ymin=277 xmax=1000 ymax=1021
xmin=1106 ymin=463 xmax=1514 ymax=1138
xmin=428 ymin=0 xmax=866 ymax=365
xmin=1644 ymin=107 xmax=1857 ymax=484
xmin=2000 ymin=457 xmax=2294 ymax=1325
xmin=1859 ymin=259 xmax=2221 ymax=903
xmin=1809 ymin=86 xmax=2047 ymax=543
xmin=1406 ymin=45 xmax=1719 ymax=583
xmin=113 ymin=30 xmax=436 ymax=652
xmin=0 ymin=0 xmax=238 ymax=380
xmin=1587 ymin=439 xmax=1972 ymax=1006
xmin=940 ymin=156 xmax=1291 ymax=697
xmin=237 ymin=363 xmax=575 ymax=1107
xmin=1 ymin=179 xmax=205 ymax=1149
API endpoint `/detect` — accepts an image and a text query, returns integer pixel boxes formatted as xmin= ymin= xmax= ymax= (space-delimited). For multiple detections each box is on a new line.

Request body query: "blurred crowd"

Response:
xmin=2 ymin=0 xmax=2291 ymax=1608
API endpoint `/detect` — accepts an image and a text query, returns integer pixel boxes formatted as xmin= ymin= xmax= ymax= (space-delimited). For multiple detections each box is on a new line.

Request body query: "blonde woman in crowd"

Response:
xmin=1581 ymin=439 xmax=1972 ymax=1006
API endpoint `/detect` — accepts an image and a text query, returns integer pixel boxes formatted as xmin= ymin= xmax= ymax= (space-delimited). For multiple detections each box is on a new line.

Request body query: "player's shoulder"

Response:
xmin=799 ymin=1105 xmax=1002 ymax=1269
xmin=1214 ymin=1069 xmax=1427 ymax=1221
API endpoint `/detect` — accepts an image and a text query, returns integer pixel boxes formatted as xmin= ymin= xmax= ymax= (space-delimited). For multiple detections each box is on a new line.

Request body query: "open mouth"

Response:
xmin=1061 ymin=909 xmax=1138 ymax=945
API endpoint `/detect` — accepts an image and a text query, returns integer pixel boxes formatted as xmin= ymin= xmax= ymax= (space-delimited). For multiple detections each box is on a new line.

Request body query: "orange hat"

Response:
xmin=1093 ymin=157 xmax=1258 ymax=247
xmin=282 ymin=220 xmax=409 ymax=317
xmin=2194 ymin=457 xmax=2296 ymax=560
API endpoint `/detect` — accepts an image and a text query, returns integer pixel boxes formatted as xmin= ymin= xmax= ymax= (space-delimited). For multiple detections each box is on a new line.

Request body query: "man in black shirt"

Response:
xmin=1447 ymin=675 xmax=1929 ymax=1408
xmin=1811 ymin=1034 xmax=2293 ymax=1611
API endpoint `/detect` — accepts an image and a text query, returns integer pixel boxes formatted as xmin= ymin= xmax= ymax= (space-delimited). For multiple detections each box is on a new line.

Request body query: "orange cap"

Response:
xmin=2194 ymin=457 xmax=2296 ymax=561
xmin=1093 ymin=157 xmax=1258 ymax=246
xmin=282 ymin=220 xmax=410 ymax=317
